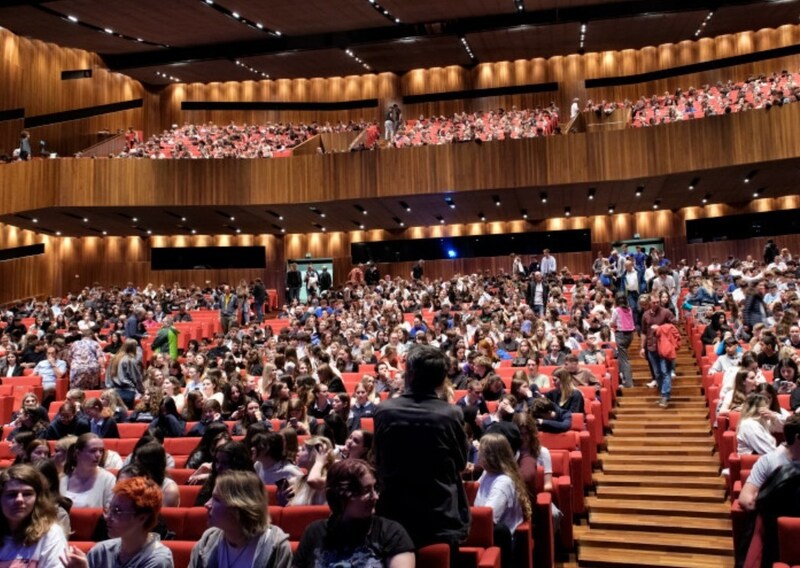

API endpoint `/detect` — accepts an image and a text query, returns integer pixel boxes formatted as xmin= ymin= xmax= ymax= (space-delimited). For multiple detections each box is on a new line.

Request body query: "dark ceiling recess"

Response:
xmin=0 ymin=0 xmax=789 ymax=83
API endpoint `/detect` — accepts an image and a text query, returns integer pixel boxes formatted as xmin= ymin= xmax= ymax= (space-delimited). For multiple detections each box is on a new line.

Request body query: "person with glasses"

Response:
xmin=61 ymin=477 xmax=173 ymax=568
xmin=190 ymin=470 xmax=292 ymax=568
xmin=0 ymin=464 xmax=67 ymax=568
xmin=32 ymin=345 xmax=66 ymax=406
xmin=293 ymin=459 xmax=414 ymax=568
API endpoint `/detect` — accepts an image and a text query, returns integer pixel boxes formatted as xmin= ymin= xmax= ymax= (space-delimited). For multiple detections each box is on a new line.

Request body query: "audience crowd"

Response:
xmin=0 ymin=238 xmax=799 ymax=566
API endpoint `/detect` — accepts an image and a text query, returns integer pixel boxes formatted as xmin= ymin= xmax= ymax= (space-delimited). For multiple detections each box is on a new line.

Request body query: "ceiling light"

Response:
xmin=635 ymin=185 xmax=644 ymax=197
xmin=82 ymin=218 xmax=88 ymax=222
xmin=493 ymin=195 xmax=501 ymax=206
xmin=479 ymin=212 xmax=486 ymax=221
xmin=608 ymin=204 xmax=615 ymax=214
xmin=753 ymin=187 xmax=765 ymax=198
xmin=102 ymin=231 xmax=108 ymax=236
xmin=32 ymin=218 xmax=38 ymax=223
xmin=55 ymin=231 xmax=62 ymax=236
xmin=181 ymin=217 xmax=187 ymax=222
xmin=521 ymin=209 xmax=528 ymax=219
xmin=146 ymin=229 xmax=152 ymax=235
xmin=445 ymin=197 xmax=456 ymax=209
xmin=205 ymin=0 xmax=213 ymax=4
xmin=702 ymin=194 xmax=710 ymax=204
xmin=229 ymin=216 xmax=235 ymax=221
xmin=191 ymin=229 xmax=197 ymax=234
xmin=588 ymin=188 xmax=596 ymax=200
xmin=744 ymin=170 xmax=758 ymax=183
xmin=67 ymin=15 xmax=78 ymax=22
xmin=436 ymin=215 xmax=445 ymax=224
xmin=540 ymin=192 xmax=547 ymax=203
xmin=393 ymin=216 xmax=404 ymax=225
xmin=564 ymin=207 xmax=571 ymax=217
xmin=104 ymin=28 xmax=113 ymax=34
xmin=132 ymin=217 xmax=138 ymax=222
xmin=400 ymin=201 xmax=411 ymax=212
xmin=235 ymin=228 xmax=241 ymax=234
xmin=652 ymin=200 xmax=661 ymax=210
xmin=231 ymin=11 xmax=240 ymax=18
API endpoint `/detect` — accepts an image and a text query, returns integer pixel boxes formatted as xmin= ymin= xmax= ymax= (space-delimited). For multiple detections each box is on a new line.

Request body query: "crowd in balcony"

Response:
xmin=389 ymin=105 xmax=560 ymax=148
xmin=581 ymin=70 xmax=800 ymax=127
xmin=112 ymin=120 xmax=374 ymax=159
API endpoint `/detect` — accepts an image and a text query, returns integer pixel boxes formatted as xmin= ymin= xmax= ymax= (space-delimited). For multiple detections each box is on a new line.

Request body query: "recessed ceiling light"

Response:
xmin=102 ymin=231 xmax=108 ymax=236
xmin=55 ymin=231 xmax=62 ymax=236
xmin=67 ymin=15 xmax=78 ymax=22
xmin=32 ymin=218 xmax=38 ymax=223
xmin=132 ymin=217 xmax=138 ymax=222
xmin=191 ymin=229 xmax=197 ymax=234
xmin=146 ymin=229 xmax=152 ymax=235
xmin=82 ymin=218 xmax=88 ymax=223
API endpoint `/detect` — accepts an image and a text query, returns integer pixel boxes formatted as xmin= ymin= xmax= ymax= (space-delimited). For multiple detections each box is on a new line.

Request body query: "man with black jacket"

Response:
xmin=252 ymin=278 xmax=267 ymax=323
xmin=374 ymin=345 xmax=470 ymax=554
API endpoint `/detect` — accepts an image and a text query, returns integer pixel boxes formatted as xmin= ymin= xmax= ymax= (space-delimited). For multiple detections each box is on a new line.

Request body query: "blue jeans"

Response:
xmin=116 ymin=388 xmax=136 ymax=409
xmin=647 ymin=350 xmax=673 ymax=400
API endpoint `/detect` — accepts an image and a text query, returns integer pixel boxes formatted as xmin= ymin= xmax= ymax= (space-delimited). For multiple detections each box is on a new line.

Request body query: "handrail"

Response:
xmin=78 ymin=132 xmax=127 ymax=157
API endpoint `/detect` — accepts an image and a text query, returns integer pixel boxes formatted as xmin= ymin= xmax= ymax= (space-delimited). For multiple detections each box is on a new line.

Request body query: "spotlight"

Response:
xmin=608 ymin=204 xmax=615 ymax=214
xmin=587 ymin=188 xmax=596 ymax=200
xmin=744 ymin=170 xmax=758 ymax=183
xmin=753 ymin=187 xmax=766 ymax=198
xmin=635 ymin=186 xmax=644 ymax=197
xmin=56 ymin=231 xmax=62 ymax=236
xmin=564 ymin=207 xmax=571 ymax=217
xmin=479 ymin=213 xmax=486 ymax=222
xmin=521 ymin=209 xmax=528 ymax=219
xmin=702 ymin=194 xmax=710 ymax=204
xmin=445 ymin=197 xmax=456 ymax=209
xmin=400 ymin=201 xmax=411 ymax=212
xmin=493 ymin=195 xmax=501 ymax=207
xmin=652 ymin=200 xmax=661 ymax=210
xmin=688 ymin=177 xmax=699 ymax=190
xmin=32 ymin=218 xmax=38 ymax=223
xmin=540 ymin=192 xmax=548 ymax=204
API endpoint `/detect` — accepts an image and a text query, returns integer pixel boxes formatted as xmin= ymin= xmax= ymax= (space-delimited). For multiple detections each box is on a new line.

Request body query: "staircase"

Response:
xmin=576 ymin=332 xmax=734 ymax=568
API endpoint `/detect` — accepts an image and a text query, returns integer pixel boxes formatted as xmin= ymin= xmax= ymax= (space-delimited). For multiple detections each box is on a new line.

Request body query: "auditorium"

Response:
xmin=0 ymin=1 xmax=798 ymax=567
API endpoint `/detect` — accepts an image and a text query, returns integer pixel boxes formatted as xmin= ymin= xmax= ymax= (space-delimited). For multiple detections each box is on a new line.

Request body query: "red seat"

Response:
xmin=161 ymin=508 xmax=187 ymax=539
xmin=164 ymin=438 xmax=199 ymax=456
xmin=280 ymin=505 xmax=330 ymax=541
xmin=164 ymin=541 xmax=194 ymax=568
xmin=170 ymin=469 xmax=194 ymax=485
xmin=461 ymin=506 xmax=502 ymax=568
xmin=777 ymin=517 xmax=800 ymax=566
xmin=68 ymin=508 xmax=103 ymax=540
xmin=417 ymin=543 xmax=450 ymax=567
xmin=118 ymin=423 xmax=149 ymax=438
xmin=184 ymin=507 xmax=209 ymax=539
xmin=178 ymin=485 xmax=202 ymax=507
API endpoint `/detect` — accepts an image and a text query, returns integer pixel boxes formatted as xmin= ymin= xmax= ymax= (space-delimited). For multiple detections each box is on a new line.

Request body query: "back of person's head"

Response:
xmin=113 ymin=477 xmax=163 ymax=531
xmin=252 ymin=432 xmax=285 ymax=462
xmin=213 ymin=470 xmax=269 ymax=538
xmin=405 ymin=344 xmax=448 ymax=393
xmin=213 ymin=441 xmax=254 ymax=475
xmin=531 ymin=397 xmax=556 ymax=419
xmin=323 ymin=413 xmax=348 ymax=446
xmin=0 ymin=464 xmax=57 ymax=545
xmin=325 ymin=459 xmax=374 ymax=516
xmin=31 ymin=459 xmax=68 ymax=511
xmin=739 ymin=393 xmax=770 ymax=422
xmin=132 ymin=442 xmax=167 ymax=485
xmin=785 ymin=414 xmax=800 ymax=446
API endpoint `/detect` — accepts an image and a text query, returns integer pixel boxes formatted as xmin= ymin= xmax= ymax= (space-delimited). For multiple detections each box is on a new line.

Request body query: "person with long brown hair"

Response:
xmin=475 ymin=433 xmax=532 ymax=567
xmin=106 ymin=339 xmax=142 ymax=409
xmin=546 ymin=368 xmax=585 ymax=414
xmin=0 ymin=464 xmax=67 ymax=566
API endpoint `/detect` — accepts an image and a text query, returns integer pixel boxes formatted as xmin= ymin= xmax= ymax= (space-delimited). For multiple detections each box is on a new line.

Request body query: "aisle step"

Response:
xmin=604 ymin=444 xmax=713 ymax=456
xmin=588 ymin=512 xmax=732 ymax=537
xmin=601 ymin=462 xmax=720 ymax=476
xmin=608 ymin=427 xmax=711 ymax=437
xmin=577 ymin=529 xmax=733 ymax=555
xmin=593 ymin=473 xmax=725 ymax=489
xmin=585 ymin=497 xmax=730 ymax=518
xmin=599 ymin=454 xmax=720 ymax=467
xmin=607 ymin=436 xmax=713 ymax=446
xmin=595 ymin=485 xmax=725 ymax=503
xmin=578 ymin=545 xmax=734 ymax=568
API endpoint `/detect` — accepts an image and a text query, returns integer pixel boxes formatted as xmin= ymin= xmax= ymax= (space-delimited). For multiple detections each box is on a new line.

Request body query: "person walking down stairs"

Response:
xmin=639 ymin=294 xmax=675 ymax=409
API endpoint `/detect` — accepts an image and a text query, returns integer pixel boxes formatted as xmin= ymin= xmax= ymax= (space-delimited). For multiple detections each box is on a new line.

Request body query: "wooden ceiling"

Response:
xmin=0 ymin=1 xmax=798 ymax=84
xmin=3 ymin=158 xmax=797 ymax=237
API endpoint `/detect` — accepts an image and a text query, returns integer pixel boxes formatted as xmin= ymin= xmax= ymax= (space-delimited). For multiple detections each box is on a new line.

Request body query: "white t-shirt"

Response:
xmin=0 ymin=523 xmax=66 ymax=568
xmin=59 ymin=468 xmax=115 ymax=508
xmin=737 ymin=418 xmax=778 ymax=456
xmin=475 ymin=472 xmax=524 ymax=534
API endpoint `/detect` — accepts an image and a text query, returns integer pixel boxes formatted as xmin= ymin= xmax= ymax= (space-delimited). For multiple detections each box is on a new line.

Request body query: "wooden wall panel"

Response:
xmin=0 ymin=29 xmax=146 ymax=155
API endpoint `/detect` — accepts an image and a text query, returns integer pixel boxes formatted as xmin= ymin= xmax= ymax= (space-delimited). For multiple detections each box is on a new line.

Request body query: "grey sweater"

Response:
xmin=86 ymin=535 xmax=173 ymax=568
xmin=188 ymin=526 xmax=292 ymax=568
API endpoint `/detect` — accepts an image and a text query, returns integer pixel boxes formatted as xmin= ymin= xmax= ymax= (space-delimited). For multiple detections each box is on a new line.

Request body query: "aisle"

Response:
xmin=575 ymin=332 xmax=734 ymax=568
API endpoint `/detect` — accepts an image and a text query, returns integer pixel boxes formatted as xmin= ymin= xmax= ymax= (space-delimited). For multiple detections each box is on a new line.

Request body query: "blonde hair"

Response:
xmin=213 ymin=470 xmax=269 ymax=539
xmin=738 ymin=393 xmax=770 ymax=429
xmin=478 ymin=434 xmax=531 ymax=520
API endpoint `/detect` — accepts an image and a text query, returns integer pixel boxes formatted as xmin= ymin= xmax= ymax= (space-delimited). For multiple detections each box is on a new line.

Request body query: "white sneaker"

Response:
xmin=646 ymin=380 xmax=657 ymax=388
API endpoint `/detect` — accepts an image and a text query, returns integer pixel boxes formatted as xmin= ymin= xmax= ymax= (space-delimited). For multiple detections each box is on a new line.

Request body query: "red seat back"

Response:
xmin=178 ymin=485 xmax=202 ymax=507
xmin=164 ymin=541 xmax=194 ymax=568
xmin=69 ymin=508 xmax=103 ymax=540
xmin=777 ymin=517 xmax=800 ymax=565
xmin=281 ymin=505 xmax=331 ymax=541
xmin=464 ymin=506 xmax=494 ymax=547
